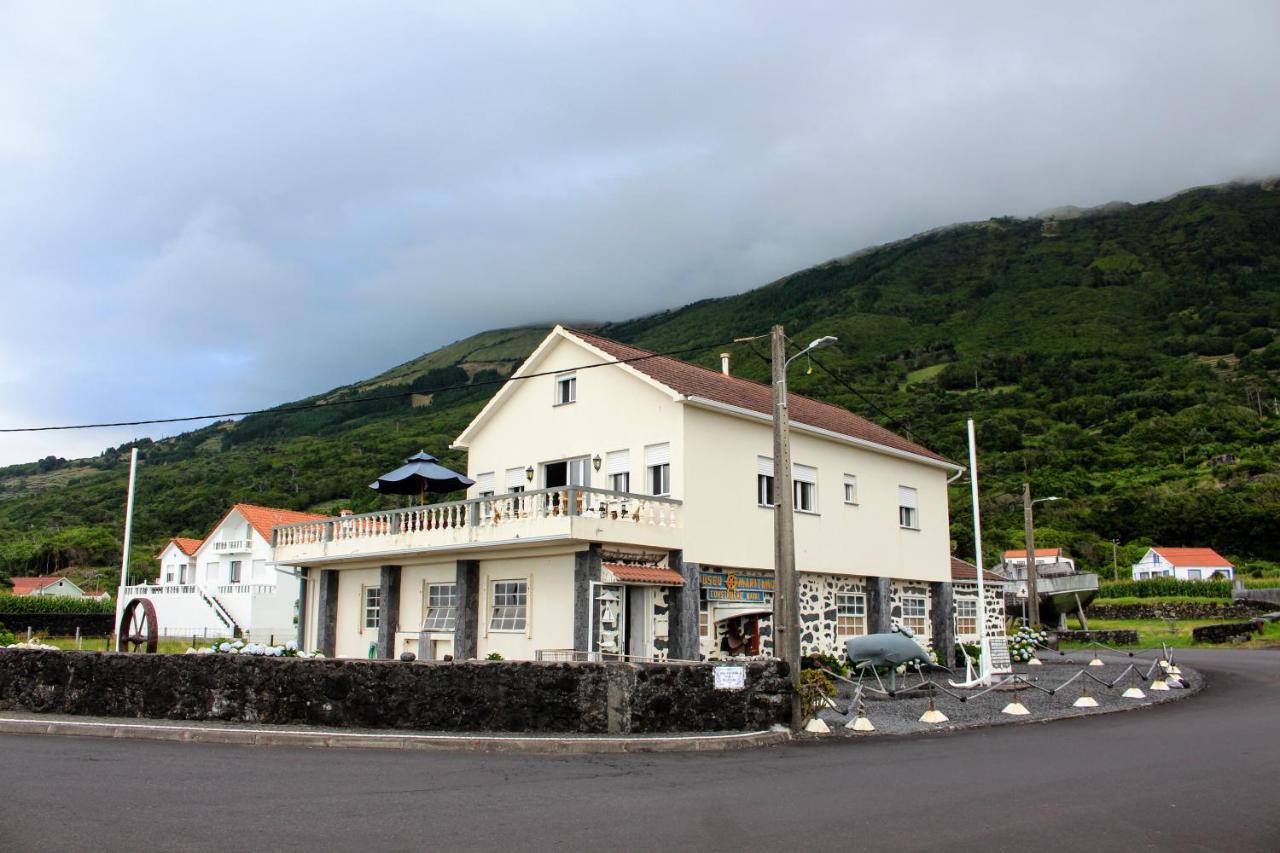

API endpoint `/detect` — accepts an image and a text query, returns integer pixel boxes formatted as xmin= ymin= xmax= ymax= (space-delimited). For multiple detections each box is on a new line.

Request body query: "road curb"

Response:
xmin=0 ymin=717 xmax=791 ymax=754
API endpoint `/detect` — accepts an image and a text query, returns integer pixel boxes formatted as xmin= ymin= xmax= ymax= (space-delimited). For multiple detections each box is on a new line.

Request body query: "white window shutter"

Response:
xmin=606 ymin=449 xmax=630 ymax=475
xmin=792 ymin=463 xmax=817 ymax=484
xmin=756 ymin=456 xmax=774 ymax=477
xmin=898 ymin=486 xmax=918 ymax=509
xmin=476 ymin=472 xmax=495 ymax=493
xmin=505 ymin=467 xmax=526 ymax=489
xmin=645 ymin=443 xmax=671 ymax=466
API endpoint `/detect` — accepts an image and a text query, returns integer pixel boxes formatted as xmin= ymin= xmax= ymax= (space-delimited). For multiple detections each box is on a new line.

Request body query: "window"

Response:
xmin=757 ymin=456 xmax=775 ymax=507
xmin=901 ymin=596 xmax=926 ymax=637
xmin=229 ymin=560 xmax=242 ymax=583
xmin=1186 ymin=569 xmax=1201 ymax=580
xmin=165 ymin=571 xmax=174 ymax=583
xmin=645 ymin=443 xmax=671 ymax=496
xmin=606 ymin=449 xmax=630 ymax=493
xmin=836 ymin=593 xmax=866 ymax=638
xmin=423 ymin=583 xmax=458 ymax=632
xmin=792 ymin=464 xmax=817 ymax=512
xmin=956 ymin=598 xmax=978 ymax=637
xmin=699 ymin=598 xmax=709 ymax=637
xmin=364 ymin=586 xmax=382 ymax=630
xmin=490 ymin=580 xmax=527 ymax=632
xmin=898 ymin=486 xmax=919 ymax=529
xmin=179 ymin=564 xmax=190 ymax=584
xmin=843 ymin=474 xmax=858 ymax=505
xmin=555 ymin=373 xmax=576 ymax=405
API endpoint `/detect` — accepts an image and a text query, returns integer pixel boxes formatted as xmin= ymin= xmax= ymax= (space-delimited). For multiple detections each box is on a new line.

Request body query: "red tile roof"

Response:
xmin=10 ymin=576 xmax=66 ymax=595
xmin=602 ymin=563 xmax=686 ymax=586
xmin=950 ymin=557 xmax=1005 ymax=583
xmin=1003 ymin=548 xmax=1063 ymax=559
xmin=567 ymin=329 xmax=950 ymax=464
xmin=1151 ymin=547 xmax=1233 ymax=568
xmin=230 ymin=503 xmax=328 ymax=541
xmin=159 ymin=537 xmax=203 ymax=557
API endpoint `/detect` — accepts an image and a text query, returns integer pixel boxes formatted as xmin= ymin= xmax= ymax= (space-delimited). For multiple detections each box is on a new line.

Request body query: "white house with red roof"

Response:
xmin=1131 ymin=547 xmax=1234 ymax=581
xmin=117 ymin=503 xmax=325 ymax=642
xmin=274 ymin=326 xmax=965 ymax=663
xmin=9 ymin=576 xmax=87 ymax=598
xmin=1000 ymin=548 xmax=1076 ymax=577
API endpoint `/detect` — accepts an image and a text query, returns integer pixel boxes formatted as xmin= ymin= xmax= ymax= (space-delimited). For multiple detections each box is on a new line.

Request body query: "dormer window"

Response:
xmin=555 ymin=373 xmax=576 ymax=405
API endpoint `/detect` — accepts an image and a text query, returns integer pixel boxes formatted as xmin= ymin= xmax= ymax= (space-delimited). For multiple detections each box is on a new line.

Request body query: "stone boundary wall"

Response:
xmin=0 ymin=650 xmax=791 ymax=734
xmin=1053 ymin=629 xmax=1140 ymax=646
xmin=0 ymin=613 xmax=114 ymax=637
xmin=1234 ymin=587 xmax=1280 ymax=606
xmin=1089 ymin=601 xmax=1270 ymax=621
xmin=1191 ymin=621 xmax=1262 ymax=644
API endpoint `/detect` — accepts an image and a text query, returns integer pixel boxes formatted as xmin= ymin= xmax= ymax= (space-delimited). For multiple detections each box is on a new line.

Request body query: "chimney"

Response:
xmin=720 ymin=352 xmax=731 ymax=376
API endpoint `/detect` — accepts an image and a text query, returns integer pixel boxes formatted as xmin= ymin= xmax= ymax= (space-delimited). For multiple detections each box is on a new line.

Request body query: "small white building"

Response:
xmin=117 ymin=503 xmax=326 ymax=642
xmin=1131 ymin=547 xmax=1234 ymax=581
xmin=10 ymin=576 xmax=86 ymax=598
xmin=1000 ymin=548 xmax=1076 ymax=578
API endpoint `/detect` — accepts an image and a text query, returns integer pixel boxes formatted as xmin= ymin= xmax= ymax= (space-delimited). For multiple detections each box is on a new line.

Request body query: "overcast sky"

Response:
xmin=2 ymin=2 xmax=1278 ymax=466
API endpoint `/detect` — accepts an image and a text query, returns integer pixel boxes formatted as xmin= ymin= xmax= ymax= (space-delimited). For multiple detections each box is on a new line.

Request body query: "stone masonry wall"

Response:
xmin=0 ymin=649 xmax=791 ymax=734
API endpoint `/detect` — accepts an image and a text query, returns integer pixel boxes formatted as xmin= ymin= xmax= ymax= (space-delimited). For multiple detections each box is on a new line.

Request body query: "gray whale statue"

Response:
xmin=845 ymin=627 xmax=951 ymax=674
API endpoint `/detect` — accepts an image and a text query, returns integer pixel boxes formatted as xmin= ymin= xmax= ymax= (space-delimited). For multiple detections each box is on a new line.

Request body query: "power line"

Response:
xmin=0 ymin=342 xmax=729 ymax=434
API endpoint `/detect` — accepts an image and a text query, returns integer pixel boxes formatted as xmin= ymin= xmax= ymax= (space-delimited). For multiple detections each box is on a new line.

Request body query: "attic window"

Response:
xmin=555 ymin=373 xmax=576 ymax=406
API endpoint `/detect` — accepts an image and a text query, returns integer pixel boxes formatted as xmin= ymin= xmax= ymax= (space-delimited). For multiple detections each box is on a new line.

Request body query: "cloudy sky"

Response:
xmin=2 ymin=2 xmax=1278 ymax=465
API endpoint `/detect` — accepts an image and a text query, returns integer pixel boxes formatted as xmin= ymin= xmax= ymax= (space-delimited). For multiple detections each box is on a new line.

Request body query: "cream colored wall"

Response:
xmin=335 ymin=567 xmax=380 ymax=659
xmin=477 ymin=553 xmax=576 ymax=660
xmin=681 ymin=405 xmax=952 ymax=583
xmin=463 ymin=334 xmax=685 ymax=500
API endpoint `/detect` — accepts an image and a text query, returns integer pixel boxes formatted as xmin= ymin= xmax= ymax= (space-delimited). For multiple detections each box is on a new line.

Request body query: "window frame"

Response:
xmin=901 ymin=595 xmax=927 ymax=637
xmin=554 ymin=373 xmax=577 ymax=406
xmin=955 ymin=598 xmax=978 ymax=637
xmin=229 ymin=560 xmax=242 ymax=584
xmin=649 ymin=463 xmax=670 ymax=496
xmin=898 ymin=486 xmax=919 ymax=530
xmin=757 ymin=473 xmax=775 ymax=507
xmin=793 ymin=479 xmax=816 ymax=513
xmin=364 ymin=586 xmax=382 ymax=630
xmin=489 ymin=579 xmax=528 ymax=633
xmin=423 ymin=583 xmax=459 ymax=632
xmin=610 ymin=471 xmax=631 ymax=493
xmin=843 ymin=474 xmax=858 ymax=505
xmin=835 ymin=592 xmax=867 ymax=639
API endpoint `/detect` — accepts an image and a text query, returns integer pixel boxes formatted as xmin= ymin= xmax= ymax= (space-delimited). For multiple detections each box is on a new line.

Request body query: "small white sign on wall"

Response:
xmin=713 ymin=665 xmax=746 ymax=690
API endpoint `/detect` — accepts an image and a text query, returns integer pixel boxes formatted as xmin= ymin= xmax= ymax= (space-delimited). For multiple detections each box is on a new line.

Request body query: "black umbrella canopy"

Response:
xmin=369 ymin=451 xmax=475 ymax=498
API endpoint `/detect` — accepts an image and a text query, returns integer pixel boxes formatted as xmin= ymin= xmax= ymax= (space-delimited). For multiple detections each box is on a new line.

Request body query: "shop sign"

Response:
xmin=701 ymin=570 xmax=775 ymax=603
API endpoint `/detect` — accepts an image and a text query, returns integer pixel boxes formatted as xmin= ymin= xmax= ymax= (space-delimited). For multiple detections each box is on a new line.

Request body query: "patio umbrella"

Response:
xmin=369 ymin=451 xmax=475 ymax=504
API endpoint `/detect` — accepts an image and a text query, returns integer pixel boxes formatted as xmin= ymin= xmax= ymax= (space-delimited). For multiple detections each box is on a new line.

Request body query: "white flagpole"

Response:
xmin=967 ymin=418 xmax=988 ymax=681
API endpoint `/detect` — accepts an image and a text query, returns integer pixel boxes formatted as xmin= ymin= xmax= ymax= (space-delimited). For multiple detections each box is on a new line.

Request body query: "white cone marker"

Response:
xmin=1028 ymin=657 xmax=1042 ymax=666
xmin=1150 ymin=677 xmax=1170 ymax=691
xmin=1088 ymin=657 xmax=1105 ymax=667
xmin=804 ymin=717 xmax=831 ymax=734
xmin=919 ymin=697 xmax=948 ymax=724
xmin=1001 ymin=692 xmax=1030 ymax=715
xmin=1073 ymin=686 xmax=1098 ymax=708
xmin=1122 ymin=685 xmax=1146 ymax=699
xmin=847 ymin=714 xmax=875 ymax=732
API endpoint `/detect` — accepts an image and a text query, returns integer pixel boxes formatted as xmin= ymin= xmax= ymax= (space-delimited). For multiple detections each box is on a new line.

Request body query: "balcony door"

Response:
xmin=543 ymin=457 xmax=590 ymax=489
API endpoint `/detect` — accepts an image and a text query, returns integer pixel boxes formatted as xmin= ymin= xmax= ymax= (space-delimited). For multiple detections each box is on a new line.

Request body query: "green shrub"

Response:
xmin=0 ymin=594 xmax=115 ymax=615
xmin=799 ymin=669 xmax=836 ymax=720
xmin=1098 ymin=578 xmax=1232 ymax=599
xmin=0 ymin=622 xmax=14 ymax=645
xmin=485 ymin=651 xmax=504 ymax=661
xmin=802 ymin=651 xmax=849 ymax=677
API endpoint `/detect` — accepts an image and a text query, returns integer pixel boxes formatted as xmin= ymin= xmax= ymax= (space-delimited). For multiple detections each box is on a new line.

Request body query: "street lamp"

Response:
xmin=771 ymin=326 xmax=838 ymax=731
xmin=1022 ymin=486 xmax=1060 ymax=629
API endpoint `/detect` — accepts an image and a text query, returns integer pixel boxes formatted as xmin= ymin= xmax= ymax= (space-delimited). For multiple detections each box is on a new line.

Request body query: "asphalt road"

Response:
xmin=1 ymin=648 xmax=1276 ymax=853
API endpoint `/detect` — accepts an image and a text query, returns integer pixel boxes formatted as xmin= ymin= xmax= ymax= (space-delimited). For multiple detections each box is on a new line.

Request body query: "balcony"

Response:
xmin=273 ymin=486 xmax=682 ymax=566
xmin=213 ymin=539 xmax=252 ymax=553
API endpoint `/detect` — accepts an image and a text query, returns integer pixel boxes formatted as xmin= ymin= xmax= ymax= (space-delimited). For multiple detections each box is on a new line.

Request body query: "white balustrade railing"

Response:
xmin=216 ymin=584 xmax=276 ymax=595
xmin=273 ymin=486 xmax=682 ymax=548
xmin=213 ymin=539 xmax=252 ymax=552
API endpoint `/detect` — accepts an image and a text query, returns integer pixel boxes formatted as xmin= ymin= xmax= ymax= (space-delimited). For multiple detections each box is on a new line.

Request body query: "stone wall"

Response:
xmin=1089 ymin=601 xmax=1271 ymax=620
xmin=0 ymin=649 xmax=791 ymax=734
xmin=1191 ymin=621 xmax=1262 ymax=644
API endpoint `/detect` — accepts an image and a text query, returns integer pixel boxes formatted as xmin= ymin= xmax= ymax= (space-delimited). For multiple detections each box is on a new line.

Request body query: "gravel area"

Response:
xmin=809 ymin=653 xmax=1201 ymax=737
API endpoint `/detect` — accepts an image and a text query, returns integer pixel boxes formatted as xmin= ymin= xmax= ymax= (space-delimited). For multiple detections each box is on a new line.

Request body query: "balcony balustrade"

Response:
xmin=272 ymin=486 xmax=682 ymax=564
xmin=213 ymin=539 xmax=252 ymax=552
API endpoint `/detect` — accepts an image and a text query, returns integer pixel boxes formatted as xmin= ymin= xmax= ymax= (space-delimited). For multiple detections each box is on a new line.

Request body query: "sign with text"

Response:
xmin=701 ymin=570 xmax=775 ymax=603
xmin=986 ymin=637 xmax=1012 ymax=674
xmin=713 ymin=665 xmax=747 ymax=691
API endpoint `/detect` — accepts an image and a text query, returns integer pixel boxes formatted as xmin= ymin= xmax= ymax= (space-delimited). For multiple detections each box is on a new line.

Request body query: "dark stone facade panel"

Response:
xmin=666 ymin=552 xmax=700 ymax=662
xmin=454 ymin=560 xmax=480 ymax=660
xmin=377 ymin=565 xmax=401 ymax=660
xmin=316 ymin=570 xmax=339 ymax=658
xmin=573 ymin=545 xmax=602 ymax=653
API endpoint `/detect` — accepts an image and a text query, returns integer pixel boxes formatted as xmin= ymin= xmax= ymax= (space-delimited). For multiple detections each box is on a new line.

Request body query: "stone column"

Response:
xmin=866 ymin=575 xmax=892 ymax=634
xmin=295 ymin=570 xmax=307 ymax=650
xmin=930 ymin=581 xmax=955 ymax=664
xmin=377 ymin=565 xmax=401 ymax=659
xmin=453 ymin=559 xmax=480 ymax=660
xmin=573 ymin=544 xmax=603 ymax=654
xmin=315 ymin=569 xmax=339 ymax=658
xmin=666 ymin=550 xmax=701 ymax=661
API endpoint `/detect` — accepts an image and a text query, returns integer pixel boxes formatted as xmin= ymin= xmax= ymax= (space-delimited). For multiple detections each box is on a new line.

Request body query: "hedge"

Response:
xmin=1098 ymin=578 xmax=1233 ymax=599
xmin=0 ymin=594 xmax=115 ymax=615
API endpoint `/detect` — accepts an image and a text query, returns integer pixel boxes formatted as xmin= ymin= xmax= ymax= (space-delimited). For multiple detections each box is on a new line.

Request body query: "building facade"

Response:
xmin=1131 ymin=547 xmax=1234 ymax=581
xmin=275 ymin=327 xmax=973 ymax=663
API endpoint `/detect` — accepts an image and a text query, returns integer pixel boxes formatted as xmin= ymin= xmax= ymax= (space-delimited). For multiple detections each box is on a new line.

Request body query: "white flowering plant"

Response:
xmin=186 ymin=638 xmax=323 ymax=659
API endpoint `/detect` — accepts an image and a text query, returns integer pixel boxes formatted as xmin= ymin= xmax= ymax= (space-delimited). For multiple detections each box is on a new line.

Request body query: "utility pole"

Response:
xmin=1022 ymin=482 xmax=1039 ymax=629
xmin=771 ymin=325 xmax=802 ymax=731
xmin=1111 ymin=539 xmax=1120 ymax=582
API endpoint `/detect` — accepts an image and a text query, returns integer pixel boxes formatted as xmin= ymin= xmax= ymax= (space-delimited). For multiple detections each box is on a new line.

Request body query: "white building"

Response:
xmin=275 ymin=326 xmax=997 ymax=663
xmin=1000 ymin=548 xmax=1076 ymax=578
xmin=117 ymin=503 xmax=325 ymax=642
xmin=1131 ymin=547 xmax=1234 ymax=581
xmin=10 ymin=576 xmax=87 ymax=598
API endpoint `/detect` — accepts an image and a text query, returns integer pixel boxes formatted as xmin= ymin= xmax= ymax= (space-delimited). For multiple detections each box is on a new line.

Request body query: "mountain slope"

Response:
xmin=2 ymin=181 xmax=1278 ymax=581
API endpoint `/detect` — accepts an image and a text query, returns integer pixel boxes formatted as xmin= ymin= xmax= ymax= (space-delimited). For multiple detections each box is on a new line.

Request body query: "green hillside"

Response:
xmin=3 ymin=181 xmax=1279 ymax=583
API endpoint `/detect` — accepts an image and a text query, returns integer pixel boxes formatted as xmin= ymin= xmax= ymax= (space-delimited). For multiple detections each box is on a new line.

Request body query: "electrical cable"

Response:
xmin=0 ymin=341 xmax=733 ymax=434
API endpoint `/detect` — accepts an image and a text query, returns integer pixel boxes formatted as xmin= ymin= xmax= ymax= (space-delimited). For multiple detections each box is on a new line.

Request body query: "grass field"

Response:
xmin=12 ymin=635 xmax=231 ymax=654
xmin=1059 ymin=617 xmax=1280 ymax=649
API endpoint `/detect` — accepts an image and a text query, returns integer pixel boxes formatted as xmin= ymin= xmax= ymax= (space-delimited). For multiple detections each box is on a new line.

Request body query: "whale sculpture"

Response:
xmin=845 ymin=627 xmax=950 ymax=691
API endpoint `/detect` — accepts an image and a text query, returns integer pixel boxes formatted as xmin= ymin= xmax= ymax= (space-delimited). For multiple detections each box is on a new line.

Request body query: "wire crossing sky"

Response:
xmin=2 ymin=2 xmax=1278 ymax=465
